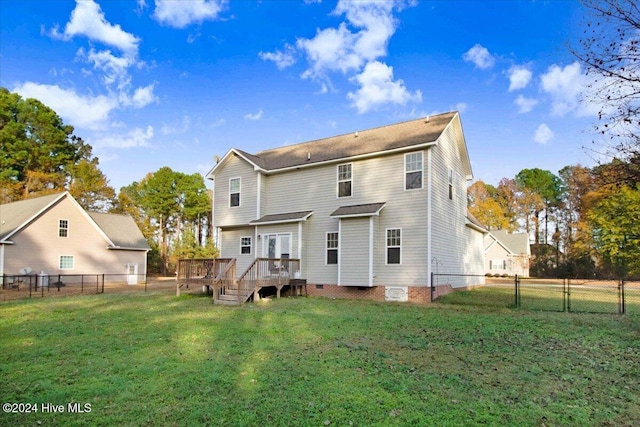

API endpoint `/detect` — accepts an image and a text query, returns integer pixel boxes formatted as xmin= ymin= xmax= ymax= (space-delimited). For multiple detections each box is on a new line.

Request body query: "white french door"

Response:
xmin=262 ymin=234 xmax=291 ymax=259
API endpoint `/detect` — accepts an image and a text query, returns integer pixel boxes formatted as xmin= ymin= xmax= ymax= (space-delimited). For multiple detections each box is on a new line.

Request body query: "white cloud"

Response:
xmin=161 ymin=115 xmax=191 ymax=135
xmin=93 ymin=126 xmax=154 ymax=148
xmin=347 ymin=61 xmax=422 ymax=114
xmin=454 ymin=102 xmax=468 ymax=113
xmin=259 ymin=44 xmax=297 ymax=69
xmin=515 ymin=95 xmax=538 ymax=114
xmin=153 ymin=0 xmax=225 ymax=28
xmin=12 ymin=82 xmax=118 ymax=131
xmin=78 ymin=48 xmax=134 ymax=89
xmin=533 ymin=123 xmax=554 ymax=144
xmin=507 ymin=65 xmax=532 ymax=91
xmin=130 ymin=83 xmax=159 ymax=108
xmin=244 ymin=109 xmax=263 ymax=120
xmin=50 ymin=0 xmax=139 ymax=54
xmin=462 ymin=44 xmax=495 ymax=69
xmin=540 ymin=62 xmax=598 ymax=117
xmin=263 ymin=0 xmax=419 ymax=113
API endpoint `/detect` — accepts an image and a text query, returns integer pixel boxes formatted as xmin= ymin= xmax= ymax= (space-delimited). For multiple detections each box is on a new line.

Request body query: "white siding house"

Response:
xmin=206 ymin=112 xmax=486 ymax=302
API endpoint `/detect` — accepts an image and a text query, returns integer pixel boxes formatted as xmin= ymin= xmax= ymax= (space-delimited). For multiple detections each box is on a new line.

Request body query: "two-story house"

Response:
xmin=206 ymin=111 xmax=485 ymax=303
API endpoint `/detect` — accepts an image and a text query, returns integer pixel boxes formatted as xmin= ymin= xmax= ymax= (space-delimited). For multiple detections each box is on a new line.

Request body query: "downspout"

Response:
xmin=369 ymin=216 xmax=374 ymax=287
xmin=0 ymin=244 xmax=4 ymax=286
xmin=256 ymin=173 xmax=261 ymax=263
xmin=337 ymin=219 xmax=342 ymax=286
xmin=298 ymin=221 xmax=303 ymax=276
xmin=427 ymin=148 xmax=433 ymax=289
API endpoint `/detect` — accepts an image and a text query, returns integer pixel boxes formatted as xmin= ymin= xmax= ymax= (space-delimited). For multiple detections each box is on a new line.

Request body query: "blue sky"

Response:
xmin=1 ymin=0 xmax=601 ymax=191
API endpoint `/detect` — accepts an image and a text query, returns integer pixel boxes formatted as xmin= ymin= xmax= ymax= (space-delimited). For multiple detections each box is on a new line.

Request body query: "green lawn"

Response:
xmin=1 ymin=290 xmax=639 ymax=426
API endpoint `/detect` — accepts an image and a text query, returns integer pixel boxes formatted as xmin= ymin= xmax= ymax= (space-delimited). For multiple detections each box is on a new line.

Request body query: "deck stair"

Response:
xmin=176 ymin=257 xmax=301 ymax=306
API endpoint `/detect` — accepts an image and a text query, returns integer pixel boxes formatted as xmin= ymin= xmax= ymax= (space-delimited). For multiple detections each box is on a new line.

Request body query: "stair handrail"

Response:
xmin=212 ymin=258 xmax=236 ymax=302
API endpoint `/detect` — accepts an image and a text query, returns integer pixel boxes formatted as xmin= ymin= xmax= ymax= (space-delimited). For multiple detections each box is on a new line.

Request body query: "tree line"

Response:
xmin=468 ymin=161 xmax=640 ymax=279
xmin=0 ymin=87 xmax=216 ymax=275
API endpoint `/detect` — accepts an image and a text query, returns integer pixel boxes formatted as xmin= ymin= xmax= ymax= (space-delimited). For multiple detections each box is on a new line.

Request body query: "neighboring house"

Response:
xmin=0 ymin=192 xmax=150 ymax=284
xmin=484 ymin=230 xmax=530 ymax=277
xmin=206 ymin=111 xmax=486 ymax=303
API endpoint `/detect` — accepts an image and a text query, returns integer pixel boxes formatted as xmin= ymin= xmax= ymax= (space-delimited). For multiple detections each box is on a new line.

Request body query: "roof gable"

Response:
xmin=1 ymin=192 xmax=149 ymax=250
xmin=207 ymin=111 xmax=471 ymax=178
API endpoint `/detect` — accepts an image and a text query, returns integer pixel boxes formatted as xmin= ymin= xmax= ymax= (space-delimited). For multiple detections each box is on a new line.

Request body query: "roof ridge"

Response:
xmin=254 ymin=111 xmax=456 ymax=156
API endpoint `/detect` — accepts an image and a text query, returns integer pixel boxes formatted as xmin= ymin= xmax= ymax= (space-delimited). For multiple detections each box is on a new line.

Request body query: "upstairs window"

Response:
xmin=229 ymin=178 xmax=241 ymax=207
xmin=405 ymin=152 xmax=423 ymax=190
xmin=326 ymin=232 xmax=338 ymax=265
xmin=59 ymin=220 xmax=69 ymax=237
xmin=241 ymin=237 xmax=252 ymax=254
xmin=386 ymin=228 xmax=401 ymax=264
xmin=337 ymin=163 xmax=352 ymax=198
xmin=448 ymin=168 xmax=454 ymax=200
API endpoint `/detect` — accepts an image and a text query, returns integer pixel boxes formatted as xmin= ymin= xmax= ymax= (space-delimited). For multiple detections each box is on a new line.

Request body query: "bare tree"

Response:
xmin=574 ymin=0 xmax=640 ymax=175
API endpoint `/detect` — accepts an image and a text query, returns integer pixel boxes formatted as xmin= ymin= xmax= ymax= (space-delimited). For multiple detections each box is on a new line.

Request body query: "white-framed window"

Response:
xmin=59 ymin=219 xmax=69 ymax=237
xmin=229 ymin=177 xmax=241 ymax=207
xmin=405 ymin=152 xmax=423 ymax=190
xmin=240 ymin=236 xmax=252 ymax=254
xmin=490 ymin=259 xmax=506 ymax=270
xmin=337 ymin=163 xmax=352 ymax=198
xmin=386 ymin=228 xmax=401 ymax=265
xmin=59 ymin=255 xmax=74 ymax=270
xmin=448 ymin=168 xmax=454 ymax=200
xmin=326 ymin=232 xmax=339 ymax=265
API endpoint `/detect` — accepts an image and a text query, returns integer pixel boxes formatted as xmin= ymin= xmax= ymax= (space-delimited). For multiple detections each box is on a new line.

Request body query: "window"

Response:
xmin=386 ymin=228 xmax=401 ymax=264
xmin=241 ymin=237 xmax=252 ymax=254
xmin=59 ymin=255 xmax=74 ymax=270
xmin=490 ymin=259 xmax=506 ymax=270
xmin=405 ymin=152 xmax=423 ymax=190
xmin=59 ymin=219 xmax=69 ymax=237
xmin=229 ymin=178 xmax=240 ymax=207
xmin=448 ymin=168 xmax=453 ymax=200
xmin=326 ymin=232 xmax=338 ymax=265
xmin=337 ymin=163 xmax=352 ymax=197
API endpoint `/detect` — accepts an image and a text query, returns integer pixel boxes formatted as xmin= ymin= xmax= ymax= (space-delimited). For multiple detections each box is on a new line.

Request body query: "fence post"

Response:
xmin=514 ymin=275 xmax=519 ymax=308
xmin=566 ymin=278 xmax=571 ymax=313
xmin=620 ymin=280 xmax=626 ymax=315
xmin=101 ymin=274 xmax=105 ymax=293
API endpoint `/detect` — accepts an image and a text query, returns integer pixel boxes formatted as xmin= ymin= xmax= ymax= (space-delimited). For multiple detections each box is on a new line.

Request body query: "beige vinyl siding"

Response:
xmin=220 ymin=227 xmax=255 ymax=275
xmin=262 ymin=152 xmax=428 ymax=285
xmin=430 ymin=118 xmax=475 ymax=287
xmin=339 ymin=218 xmax=370 ymax=286
xmin=213 ymin=155 xmax=258 ymax=227
xmin=464 ymin=226 xmax=486 ymax=285
xmin=4 ymin=196 xmax=146 ymax=276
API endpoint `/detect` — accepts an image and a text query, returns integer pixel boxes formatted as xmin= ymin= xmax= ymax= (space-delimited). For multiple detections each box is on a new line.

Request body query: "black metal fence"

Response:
xmin=0 ymin=273 xmax=152 ymax=300
xmin=514 ymin=276 xmax=640 ymax=315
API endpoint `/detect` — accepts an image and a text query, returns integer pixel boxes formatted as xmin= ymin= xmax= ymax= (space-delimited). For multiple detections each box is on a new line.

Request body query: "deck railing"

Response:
xmin=237 ymin=258 xmax=301 ymax=300
xmin=176 ymin=258 xmax=234 ymax=296
xmin=177 ymin=257 xmax=301 ymax=303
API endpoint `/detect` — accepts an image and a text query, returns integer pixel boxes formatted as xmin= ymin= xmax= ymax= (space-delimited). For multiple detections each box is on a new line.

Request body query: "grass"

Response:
xmin=1 ymin=289 xmax=639 ymax=426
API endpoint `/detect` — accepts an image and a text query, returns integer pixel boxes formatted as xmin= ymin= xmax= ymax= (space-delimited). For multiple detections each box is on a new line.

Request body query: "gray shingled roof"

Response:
xmin=489 ymin=230 xmax=529 ymax=255
xmin=0 ymin=193 xmax=65 ymax=241
xmin=88 ymin=212 xmax=150 ymax=250
xmin=250 ymin=211 xmax=313 ymax=225
xmin=0 ymin=192 xmax=149 ymax=250
xmin=330 ymin=203 xmax=386 ymax=217
xmin=227 ymin=112 xmax=458 ymax=172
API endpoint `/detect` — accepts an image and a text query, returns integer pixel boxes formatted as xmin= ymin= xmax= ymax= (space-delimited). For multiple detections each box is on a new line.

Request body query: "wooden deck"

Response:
xmin=176 ymin=258 xmax=301 ymax=305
